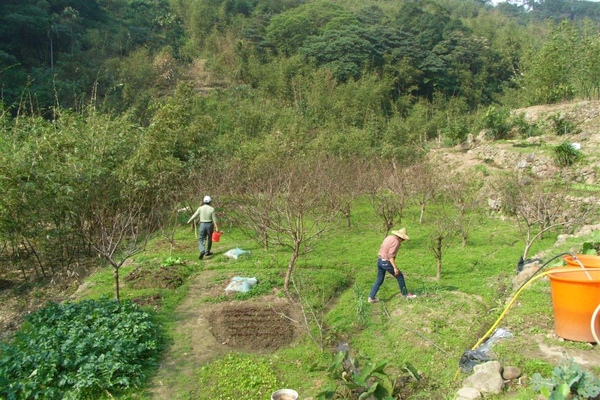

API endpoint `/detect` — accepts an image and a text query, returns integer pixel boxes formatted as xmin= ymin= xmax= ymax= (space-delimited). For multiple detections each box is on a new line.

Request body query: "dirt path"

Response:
xmin=147 ymin=269 xmax=231 ymax=399
xmin=146 ymin=267 xmax=301 ymax=399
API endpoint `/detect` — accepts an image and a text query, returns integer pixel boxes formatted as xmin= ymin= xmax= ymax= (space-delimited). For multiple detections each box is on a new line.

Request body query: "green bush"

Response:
xmin=316 ymin=348 xmax=398 ymax=399
xmin=553 ymin=141 xmax=582 ymax=167
xmin=481 ymin=106 xmax=512 ymax=140
xmin=582 ymin=230 xmax=600 ymax=255
xmin=511 ymin=112 xmax=542 ymax=138
xmin=442 ymin=119 xmax=471 ymax=145
xmin=0 ymin=298 xmax=162 ymax=399
xmin=550 ymin=113 xmax=579 ymax=136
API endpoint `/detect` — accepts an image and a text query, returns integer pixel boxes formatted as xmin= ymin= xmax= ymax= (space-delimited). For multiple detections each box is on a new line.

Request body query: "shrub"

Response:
xmin=316 ymin=348 xmax=393 ymax=399
xmin=481 ymin=106 xmax=511 ymax=140
xmin=0 ymin=298 xmax=162 ymax=399
xmin=553 ymin=141 xmax=582 ymax=167
xmin=550 ymin=113 xmax=579 ymax=136
xmin=442 ymin=120 xmax=471 ymax=145
xmin=582 ymin=230 xmax=600 ymax=255
xmin=511 ymin=112 xmax=542 ymax=138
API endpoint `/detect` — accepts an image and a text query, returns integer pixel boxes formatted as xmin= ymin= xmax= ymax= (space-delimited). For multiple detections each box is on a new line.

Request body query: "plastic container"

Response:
xmin=547 ymin=267 xmax=600 ymax=342
xmin=271 ymin=389 xmax=298 ymax=400
xmin=563 ymin=254 xmax=600 ymax=268
xmin=211 ymin=231 xmax=222 ymax=242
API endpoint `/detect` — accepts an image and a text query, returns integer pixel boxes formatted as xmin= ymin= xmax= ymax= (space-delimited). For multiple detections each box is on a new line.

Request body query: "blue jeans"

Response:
xmin=369 ymin=258 xmax=408 ymax=298
xmin=198 ymin=222 xmax=214 ymax=254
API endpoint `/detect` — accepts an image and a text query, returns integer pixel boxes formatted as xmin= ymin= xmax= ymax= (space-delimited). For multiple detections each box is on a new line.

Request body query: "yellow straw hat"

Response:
xmin=391 ymin=228 xmax=410 ymax=240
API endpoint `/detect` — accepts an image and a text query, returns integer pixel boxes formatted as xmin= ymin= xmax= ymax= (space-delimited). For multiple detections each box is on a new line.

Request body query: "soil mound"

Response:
xmin=208 ymin=302 xmax=298 ymax=350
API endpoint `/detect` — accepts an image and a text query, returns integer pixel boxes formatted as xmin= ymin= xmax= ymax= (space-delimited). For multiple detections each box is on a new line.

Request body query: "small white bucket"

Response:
xmin=271 ymin=388 xmax=298 ymax=400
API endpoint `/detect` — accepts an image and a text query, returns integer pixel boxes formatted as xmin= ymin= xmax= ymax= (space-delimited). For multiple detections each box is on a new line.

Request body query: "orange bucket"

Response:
xmin=563 ymin=254 xmax=600 ymax=268
xmin=547 ymin=267 xmax=600 ymax=342
xmin=211 ymin=231 xmax=222 ymax=242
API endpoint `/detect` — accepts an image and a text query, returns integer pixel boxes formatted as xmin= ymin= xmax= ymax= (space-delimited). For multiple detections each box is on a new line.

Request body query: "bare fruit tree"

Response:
xmin=364 ymin=160 xmax=407 ymax=235
xmin=80 ymin=190 xmax=160 ymax=302
xmin=405 ymin=159 xmax=442 ymax=224
xmin=339 ymin=158 xmax=373 ymax=229
xmin=444 ymin=170 xmax=485 ymax=247
xmin=496 ymin=172 xmax=594 ymax=260
xmin=369 ymin=189 xmax=404 ymax=235
xmin=426 ymin=203 xmax=457 ymax=280
xmin=229 ymin=156 xmax=348 ymax=292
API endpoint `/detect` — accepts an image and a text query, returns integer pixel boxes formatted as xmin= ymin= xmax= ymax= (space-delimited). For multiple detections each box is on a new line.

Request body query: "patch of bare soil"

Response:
xmin=147 ymin=268 xmax=303 ymax=399
xmin=0 ymin=258 xmax=98 ymax=341
xmin=520 ymin=334 xmax=600 ymax=369
xmin=208 ymin=301 xmax=297 ymax=350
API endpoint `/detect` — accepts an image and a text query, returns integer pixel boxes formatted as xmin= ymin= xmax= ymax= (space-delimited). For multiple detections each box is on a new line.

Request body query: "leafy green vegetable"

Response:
xmin=531 ymin=358 xmax=600 ymax=400
xmin=0 ymin=297 xmax=162 ymax=399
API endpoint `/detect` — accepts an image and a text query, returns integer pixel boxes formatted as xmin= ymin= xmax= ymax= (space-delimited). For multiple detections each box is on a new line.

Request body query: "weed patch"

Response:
xmin=124 ymin=262 xmax=194 ymax=289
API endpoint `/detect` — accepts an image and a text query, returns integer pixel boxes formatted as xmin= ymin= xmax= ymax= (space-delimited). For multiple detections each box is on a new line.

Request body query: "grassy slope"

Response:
xmin=71 ymin=192 xmax=597 ymax=399
xmin=74 ymin=99 xmax=600 ymax=397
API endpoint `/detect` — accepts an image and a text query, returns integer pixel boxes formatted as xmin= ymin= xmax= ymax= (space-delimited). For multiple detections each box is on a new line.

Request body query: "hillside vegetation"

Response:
xmin=1 ymin=100 xmax=599 ymax=399
xmin=1 ymin=0 xmax=600 ymax=399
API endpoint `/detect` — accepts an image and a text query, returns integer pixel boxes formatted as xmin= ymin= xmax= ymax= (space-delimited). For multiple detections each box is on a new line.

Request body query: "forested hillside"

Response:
xmin=3 ymin=0 xmax=600 ymax=114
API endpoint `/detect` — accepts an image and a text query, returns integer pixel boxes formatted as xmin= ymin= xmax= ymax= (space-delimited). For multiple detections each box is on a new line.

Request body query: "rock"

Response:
xmin=526 ymin=153 xmax=536 ymax=162
xmin=555 ymin=234 xmax=571 ymax=247
xmin=502 ymin=366 xmax=522 ymax=380
xmin=513 ymin=265 xmax=539 ymax=289
xmin=488 ymin=197 xmax=502 ymax=212
xmin=474 ymin=361 xmax=502 ymax=374
xmin=456 ymin=386 xmax=482 ymax=400
xmin=577 ymin=224 xmax=600 ymax=236
xmin=463 ymin=361 xmax=504 ymax=395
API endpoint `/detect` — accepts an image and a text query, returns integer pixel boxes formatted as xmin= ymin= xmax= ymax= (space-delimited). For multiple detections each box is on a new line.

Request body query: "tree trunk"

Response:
xmin=263 ymin=230 xmax=269 ymax=251
xmin=343 ymin=203 xmax=351 ymax=229
xmin=523 ymin=228 xmax=533 ymax=260
xmin=436 ymin=237 xmax=443 ymax=280
xmin=113 ymin=265 xmax=120 ymax=302
xmin=285 ymin=244 xmax=300 ymax=293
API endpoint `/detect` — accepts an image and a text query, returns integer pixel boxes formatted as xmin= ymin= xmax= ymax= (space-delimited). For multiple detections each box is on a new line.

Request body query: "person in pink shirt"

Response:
xmin=368 ymin=228 xmax=416 ymax=302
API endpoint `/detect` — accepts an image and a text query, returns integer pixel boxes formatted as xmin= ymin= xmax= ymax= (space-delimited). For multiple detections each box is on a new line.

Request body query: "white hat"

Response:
xmin=203 ymin=195 xmax=212 ymax=204
xmin=391 ymin=228 xmax=409 ymax=241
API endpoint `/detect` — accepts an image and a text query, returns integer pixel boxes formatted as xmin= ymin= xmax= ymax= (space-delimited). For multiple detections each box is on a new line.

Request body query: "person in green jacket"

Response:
xmin=187 ymin=195 xmax=219 ymax=259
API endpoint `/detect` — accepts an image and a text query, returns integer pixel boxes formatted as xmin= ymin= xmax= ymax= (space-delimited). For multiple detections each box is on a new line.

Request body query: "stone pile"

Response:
xmin=456 ymin=361 xmax=522 ymax=400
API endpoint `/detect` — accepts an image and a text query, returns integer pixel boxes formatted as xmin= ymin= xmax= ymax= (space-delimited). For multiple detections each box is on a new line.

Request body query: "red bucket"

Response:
xmin=211 ymin=231 xmax=222 ymax=242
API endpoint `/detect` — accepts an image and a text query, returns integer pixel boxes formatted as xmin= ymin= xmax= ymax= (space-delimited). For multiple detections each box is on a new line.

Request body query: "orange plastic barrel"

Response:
xmin=211 ymin=231 xmax=222 ymax=242
xmin=563 ymin=254 xmax=600 ymax=268
xmin=547 ymin=267 xmax=600 ymax=342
